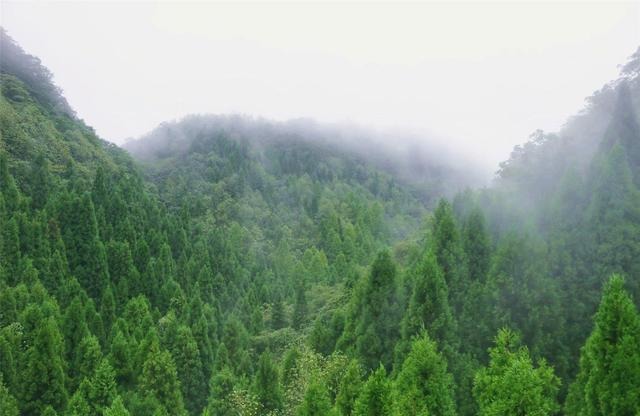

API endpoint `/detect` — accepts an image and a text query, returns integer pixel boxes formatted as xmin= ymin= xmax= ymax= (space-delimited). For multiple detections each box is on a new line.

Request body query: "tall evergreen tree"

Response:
xmin=393 ymin=332 xmax=456 ymax=416
xmin=19 ymin=316 xmax=68 ymax=415
xmin=292 ymin=282 xmax=308 ymax=330
xmin=253 ymin=350 xmax=283 ymax=413
xmin=0 ymin=376 xmax=19 ymax=416
xmin=297 ymin=382 xmax=334 ymax=416
xmin=431 ymin=199 xmax=466 ymax=316
xmin=353 ymin=365 xmax=392 ymax=416
xmin=473 ymin=328 xmax=560 ymax=416
xmin=335 ymin=359 xmax=363 ymax=416
xmin=354 ymin=251 xmax=400 ymax=371
xmin=396 ymin=250 xmax=456 ymax=366
xmin=140 ymin=342 xmax=186 ymax=416
xmin=565 ymin=275 xmax=640 ymax=416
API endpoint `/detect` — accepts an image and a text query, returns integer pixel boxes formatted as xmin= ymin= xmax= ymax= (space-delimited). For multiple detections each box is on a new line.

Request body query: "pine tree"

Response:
xmin=140 ymin=342 xmax=186 ymax=416
xmin=0 ymin=152 xmax=20 ymax=213
xmin=353 ymin=365 xmax=392 ymax=416
xmin=75 ymin=335 xmax=102 ymax=388
xmin=88 ymin=359 xmax=117 ymax=413
xmin=335 ymin=359 xmax=363 ymax=416
xmin=587 ymin=145 xmax=640 ymax=299
xmin=292 ymin=282 xmax=308 ymax=330
xmin=0 ymin=376 xmax=19 ymax=416
xmin=253 ymin=350 xmax=283 ymax=413
xmin=473 ymin=328 xmax=560 ymax=416
xmin=30 ymin=153 xmax=50 ymax=210
xmin=171 ymin=325 xmax=207 ymax=415
xmin=205 ymin=367 xmax=236 ymax=416
xmin=271 ymin=297 xmax=287 ymax=329
xmin=431 ymin=199 xmax=466 ymax=315
xmin=61 ymin=193 xmax=109 ymax=299
xmin=103 ymin=396 xmax=131 ymax=416
xmin=354 ymin=250 xmax=400 ymax=371
xmin=462 ymin=207 xmax=490 ymax=283
xmin=393 ymin=332 xmax=456 ymax=416
xmin=297 ymin=382 xmax=334 ymax=416
xmin=1 ymin=216 xmax=21 ymax=285
xmin=396 ymin=250 xmax=456 ymax=366
xmin=565 ymin=275 xmax=640 ymax=416
xmin=19 ymin=316 xmax=68 ymax=415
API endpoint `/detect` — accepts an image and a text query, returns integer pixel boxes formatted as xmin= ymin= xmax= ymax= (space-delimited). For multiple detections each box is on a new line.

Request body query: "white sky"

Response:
xmin=2 ymin=1 xmax=639 ymax=169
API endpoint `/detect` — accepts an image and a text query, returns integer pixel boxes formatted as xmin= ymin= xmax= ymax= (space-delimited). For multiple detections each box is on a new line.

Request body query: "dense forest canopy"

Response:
xmin=1 ymin=27 xmax=640 ymax=416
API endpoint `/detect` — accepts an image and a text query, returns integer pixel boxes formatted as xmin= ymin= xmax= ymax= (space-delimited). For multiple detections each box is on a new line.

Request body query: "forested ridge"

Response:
xmin=1 ymin=28 xmax=639 ymax=416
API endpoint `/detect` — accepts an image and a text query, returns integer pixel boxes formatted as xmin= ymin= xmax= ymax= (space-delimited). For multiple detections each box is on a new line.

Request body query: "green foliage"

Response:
xmin=473 ymin=328 xmax=560 ymax=416
xmin=205 ymin=367 xmax=236 ymax=416
xmin=352 ymin=251 xmax=401 ymax=372
xmin=396 ymin=250 xmax=455 ymax=366
xmin=393 ymin=332 xmax=456 ymax=416
xmin=565 ymin=275 xmax=640 ymax=416
xmin=103 ymin=396 xmax=130 ymax=416
xmin=335 ymin=359 xmax=363 ymax=416
xmin=353 ymin=366 xmax=392 ymax=416
xmin=0 ymin=376 xmax=19 ymax=416
xmin=2 ymin=31 xmax=640 ymax=416
xmin=253 ymin=351 xmax=283 ymax=413
xmin=19 ymin=316 xmax=68 ymax=415
xmin=297 ymin=382 xmax=334 ymax=416
xmin=140 ymin=342 xmax=186 ymax=416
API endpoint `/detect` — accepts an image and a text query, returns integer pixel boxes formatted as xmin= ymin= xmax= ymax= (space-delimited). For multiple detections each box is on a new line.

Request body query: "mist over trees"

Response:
xmin=1 ymin=27 xmax=640 ymax=416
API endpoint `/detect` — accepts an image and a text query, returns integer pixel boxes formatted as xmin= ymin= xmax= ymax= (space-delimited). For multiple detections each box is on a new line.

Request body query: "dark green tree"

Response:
xmin=292 ymin=282 xmax=308 ymax=330
xmin=353 ymin=365 xmax=392 ymax=416
xmin=335 ymin=359 xmax=363 ymax=416
xmin=0 ymin=376 xmax=19 ymax=416
xmin=297 ymin=382 xmax=334 ymax=416
xmin=473 ymin=328 xmax=560 ymax=416
xmin=565 ymin=275 xmax=640 ymax=416
xmin=393 ymin=332 xmax=456 ymax=416
xmin=396 ymin=250 xmax=456 ymax=366
xmin=19 ymin=316 xmax=68 ymax=415
xmin=253 ymin=350 xmax=283 ymax=413
xmin=354 ymin=251 xmax=400 ymax=371
xmin=140 ymin=342 xmax=186 ymax=416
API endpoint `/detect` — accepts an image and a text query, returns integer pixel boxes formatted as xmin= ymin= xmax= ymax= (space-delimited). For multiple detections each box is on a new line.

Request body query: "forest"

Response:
xmin=1 ymin=28 xmax=640 ymax=416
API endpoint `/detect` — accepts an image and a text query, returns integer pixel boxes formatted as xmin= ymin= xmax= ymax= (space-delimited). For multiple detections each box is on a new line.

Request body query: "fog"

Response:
xmin=2 ymin=1 xmax=639 ymax=172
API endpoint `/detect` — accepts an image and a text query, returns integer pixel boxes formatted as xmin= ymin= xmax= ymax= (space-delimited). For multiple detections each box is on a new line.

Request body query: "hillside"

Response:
xmin=1 ymin=28 xmax=640 ymax=416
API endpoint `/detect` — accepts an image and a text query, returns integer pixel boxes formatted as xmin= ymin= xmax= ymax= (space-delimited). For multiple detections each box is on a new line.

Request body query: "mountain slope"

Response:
xmin=2 ymin=27 xmax=640 ymax=416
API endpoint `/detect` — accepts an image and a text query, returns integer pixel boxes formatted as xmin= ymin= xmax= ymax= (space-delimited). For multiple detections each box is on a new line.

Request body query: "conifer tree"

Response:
xmin=354 ymin=250 xmax=400 ymax=371
xmin=140 ymin=342 xmax=186 ymax=416
xmin=353 ymin=365 xmax=392 ymax=416
xmin=394 ymin=332 xmax=456 ymax=416
xmin=171 ymin=325 xmax=207 ymax=415
xmin=565 ymin=275 xmax=640 ymax=416
xmin=253 ymin=351 xmax=283 ymax=413
xmin=271 ymin=297 xmax=287 ymax=329
xmin=103 ymin=396 xmax=130 ymax=416
xmin=335 ymin=359 xmax=363 ymax=416
xmin=473 ymin=328 xmax=560 ymax=416
xmin=205 ymin=367 xmax=236 ymax=416
xmin=431 ymin=199 xmax=466 ymax=315
xmin=0 ymin=376 xmax=19 ymax=416
xmin=292 ymin=282 xmax=308 ymax=330
xmin=30 ymin=153 xmax=50 ymax=210
xmin=2 ymin=217 xmax=21 ymax=285
xmin=396 ymin=250 xmax=456 ymax=366
xmin=88 ymin=359 xmax=117 ymax=413
xmin=297 ymin=382 xmax=334 ymax=416
xmin=19 ymin=316 xmax=68 ymax=415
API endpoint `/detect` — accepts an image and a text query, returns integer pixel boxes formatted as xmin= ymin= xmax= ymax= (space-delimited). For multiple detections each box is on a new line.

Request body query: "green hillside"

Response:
xmin=1 ymin=28 xmax=640 ymax=416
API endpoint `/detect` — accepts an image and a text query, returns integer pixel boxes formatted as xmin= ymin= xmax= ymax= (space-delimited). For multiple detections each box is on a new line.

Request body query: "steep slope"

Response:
xmin=2 ymin=26 xmax=640 ymax=416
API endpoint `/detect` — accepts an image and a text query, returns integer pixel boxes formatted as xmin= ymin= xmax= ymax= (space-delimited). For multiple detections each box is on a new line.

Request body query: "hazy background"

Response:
xmin=2 ymin=1 xmax=639 ymax=171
